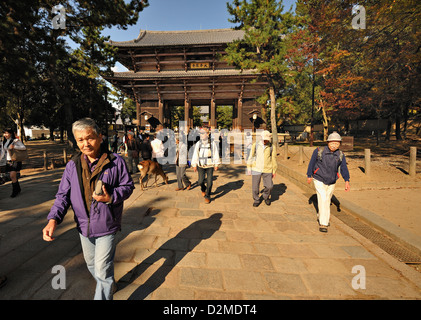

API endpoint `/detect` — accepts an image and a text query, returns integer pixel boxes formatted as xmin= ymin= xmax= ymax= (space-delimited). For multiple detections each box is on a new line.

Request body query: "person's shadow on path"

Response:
xmin=212 ymin=180 xmax=244 ymax=200
xmin=308 ymin=194 xmax=341 ymax=213
xmin=116 ymin=213 xmax=223 ymax=300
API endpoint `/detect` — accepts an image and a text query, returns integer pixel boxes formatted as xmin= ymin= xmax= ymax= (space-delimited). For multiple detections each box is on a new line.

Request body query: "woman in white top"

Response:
xmin=1 ymin=128 xmax=26 ymax=197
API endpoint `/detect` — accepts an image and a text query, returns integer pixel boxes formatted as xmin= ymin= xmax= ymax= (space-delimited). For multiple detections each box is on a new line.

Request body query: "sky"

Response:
xmin=104 ymin=0 xmax=296 ymax=72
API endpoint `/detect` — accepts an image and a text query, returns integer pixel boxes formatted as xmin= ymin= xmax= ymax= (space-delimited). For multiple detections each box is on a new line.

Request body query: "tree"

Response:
xmin=217 ymin=105 xmax=234 ymax=129
xmin=0 ymin=0 xmax=149 ymax=145
xmin=225 ymin=0 xmax=295 ymax=148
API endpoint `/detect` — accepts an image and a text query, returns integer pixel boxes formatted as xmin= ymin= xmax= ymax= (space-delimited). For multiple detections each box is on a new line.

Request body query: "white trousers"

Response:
xmin=313 ymin=179 xmax=336 ymax=227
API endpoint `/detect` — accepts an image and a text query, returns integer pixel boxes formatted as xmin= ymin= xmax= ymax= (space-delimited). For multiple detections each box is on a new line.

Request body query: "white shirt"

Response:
xmin=151 ymin=138 xmax=164 ymax=159
xmin=191 ymin=139 xmax=221 ymax=168
xmin=1 ymin=138 xmax=26 ymax=163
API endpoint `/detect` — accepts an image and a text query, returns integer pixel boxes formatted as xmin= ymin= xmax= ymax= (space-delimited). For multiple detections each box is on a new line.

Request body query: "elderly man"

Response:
xmin=42 ymin=118 xmax=134 ymax=300
xmin=191 ymin=127 xmax=220 ymax=204
xmin=247 ymin=130 xmax=278 ymax=207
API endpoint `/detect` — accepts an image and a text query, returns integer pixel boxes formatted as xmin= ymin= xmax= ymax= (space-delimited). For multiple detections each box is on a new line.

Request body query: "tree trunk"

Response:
xmin=386 ymin=118 xmax=392 ymax=140
xmin=269 ymin=85 xmax=278 ymax=150
xmin=49 ymin=127 xmax=55 ymax=141
xmin=319 ymin=100 xmax=329 ymax=141
xmin=395 ymin=106 xmax=402 ymax=140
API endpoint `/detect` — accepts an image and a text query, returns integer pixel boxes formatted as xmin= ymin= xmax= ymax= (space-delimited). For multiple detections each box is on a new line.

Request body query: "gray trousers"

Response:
xmin=176 ymin=165 xmax=191 ymax=189
xmin=252 ymin=172 xmax=273 ymax=203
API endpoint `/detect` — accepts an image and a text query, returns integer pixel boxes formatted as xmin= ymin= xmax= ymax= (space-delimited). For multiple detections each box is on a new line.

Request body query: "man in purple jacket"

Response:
xmin=42 ymin=118 xmax=134 ymax=300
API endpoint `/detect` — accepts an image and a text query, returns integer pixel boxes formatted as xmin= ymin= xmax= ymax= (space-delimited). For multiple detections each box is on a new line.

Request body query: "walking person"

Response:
xmin=151 ymin=133 xmax=164 ymax=163
xmin=306 ymin=131 xmax=350 ymax=233
xmin=126 ymin=131 xmax=141 ymax=174
xmin=247 ymin=130 xmax=277 ymax=207
xmin=175 ymin=132 xmax=191 ymax=191
xmin=1 ymin=128 xmax=27 ymax=197
xmin=140 ymin=134 xmax=153 ymax=161
xmin=42 ymin=118 xmax=134 ymax=300
xmin=191 ymin=127 xmax=220 ymax=204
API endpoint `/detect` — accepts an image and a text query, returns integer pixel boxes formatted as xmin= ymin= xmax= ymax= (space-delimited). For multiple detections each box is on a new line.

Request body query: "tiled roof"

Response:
xmin=109 ymin=29 xmax=245 ymax=47
xmin=106 ymin=68 xmax=259 ymax=79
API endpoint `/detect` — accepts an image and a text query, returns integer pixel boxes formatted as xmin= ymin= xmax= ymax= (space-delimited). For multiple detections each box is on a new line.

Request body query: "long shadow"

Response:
xmin=308 ymin=194 xmax=341 ymax=214
xmin=270 ymin=183 xmax=287 ymax=201
xmin=117 ymin=213 xmax=223 ymax=300
xmin=212 ymin=180 xmax=244 ymax=200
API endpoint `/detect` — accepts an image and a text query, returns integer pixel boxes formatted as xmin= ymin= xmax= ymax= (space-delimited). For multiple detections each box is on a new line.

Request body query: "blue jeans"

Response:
xmin=79 ymin=233 xmax=117 ymax=300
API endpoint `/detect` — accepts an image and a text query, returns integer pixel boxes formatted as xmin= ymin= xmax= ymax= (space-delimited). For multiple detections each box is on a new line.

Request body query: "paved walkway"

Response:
xmin=0 ymin=163 xmax=420 ymax=299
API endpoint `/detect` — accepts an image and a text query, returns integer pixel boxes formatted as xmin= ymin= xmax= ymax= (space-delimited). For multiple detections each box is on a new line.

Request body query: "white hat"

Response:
xmin=261 ymin=130 xmax=272 ymax=141
xmin=327 ymin=132 xmax=342 ymax=142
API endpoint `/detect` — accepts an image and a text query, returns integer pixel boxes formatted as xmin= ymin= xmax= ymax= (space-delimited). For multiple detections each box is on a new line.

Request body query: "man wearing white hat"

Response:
xmin=307 ymin=131 xmax=350 ymax=232
xmin=247 ymin=130 xmax=278 ymax=207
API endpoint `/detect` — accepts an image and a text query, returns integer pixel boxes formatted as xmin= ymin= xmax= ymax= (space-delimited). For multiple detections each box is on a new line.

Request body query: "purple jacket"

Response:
xmin=47 ymin=151 xmax=134 ymax=237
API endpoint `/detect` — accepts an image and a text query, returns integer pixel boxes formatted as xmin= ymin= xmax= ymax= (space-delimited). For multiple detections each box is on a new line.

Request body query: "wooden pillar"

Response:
xmin=210 ymin=99 xmax=216 ymax=130
xmin=233 ymin=100 xmax=238 ymax=129
xmin=135 ymin=98 xmax=141 ymax=128
xmin=184 ymin=98 xmax=190 ymax=130
xmin=237 ymin=97 xmax=243 ymax=130
xmin=364 ymin=149 xmax=371 ymax=175
xmin=409 ymin=146 xmax=417 ymax=177
xmin=158 ymin=98 xmax=164 ymax=125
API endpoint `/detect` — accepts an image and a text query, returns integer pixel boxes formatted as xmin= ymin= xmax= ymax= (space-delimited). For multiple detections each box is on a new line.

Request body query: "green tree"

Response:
xmin=0 ymin=0 xmax=149 ymax=145
xmin=217 ymin=105 xmax=233 ymax=129
xmin=225 ymin=0 xmax=295 ymax=147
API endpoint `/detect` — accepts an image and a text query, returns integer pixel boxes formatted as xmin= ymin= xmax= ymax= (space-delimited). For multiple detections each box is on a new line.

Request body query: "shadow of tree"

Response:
xmin=117 ymin=213 xmax=223 ymax=300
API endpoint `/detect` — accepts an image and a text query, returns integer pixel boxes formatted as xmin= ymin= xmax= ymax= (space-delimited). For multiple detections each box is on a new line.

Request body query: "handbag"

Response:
xmin=10 ymin=148 xmax=28 ymax=162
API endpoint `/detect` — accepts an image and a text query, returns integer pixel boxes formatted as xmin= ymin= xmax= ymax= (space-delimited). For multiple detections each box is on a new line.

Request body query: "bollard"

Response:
xmin=63 ymin=149 xmax=67 ymax=164
xmin=298 ymin=145 xmax=304 ymax=165
xmin=284 ymin=142 xmax=288 ymax=160
xmin=43 ymin=151 xmax=48 ymax=170
xmin=409 ymin=146 xmax=417 ymax=177
xmin=364 ymin=148 xmax=371 ymax=175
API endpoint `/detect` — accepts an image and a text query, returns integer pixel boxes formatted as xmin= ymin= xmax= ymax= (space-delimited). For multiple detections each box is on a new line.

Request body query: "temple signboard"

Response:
xmin=190 ymin=62 xmax=210 ymax=69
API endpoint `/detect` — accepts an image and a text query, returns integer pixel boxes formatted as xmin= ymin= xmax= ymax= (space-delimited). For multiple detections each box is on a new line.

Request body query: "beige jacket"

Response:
xmin=247 ymin=142 xmax=277 ymax=174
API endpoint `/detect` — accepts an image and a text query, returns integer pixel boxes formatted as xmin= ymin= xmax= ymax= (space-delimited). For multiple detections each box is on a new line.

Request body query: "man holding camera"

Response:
xmin=42 ymin=118 xmax=134 ymax=300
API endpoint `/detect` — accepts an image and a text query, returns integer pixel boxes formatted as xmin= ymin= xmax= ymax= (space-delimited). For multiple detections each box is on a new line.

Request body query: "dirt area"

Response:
xmin=19 ymin=140 xmax=75 ymax=176
xmin=277 ymin=135 xmax=421 ymax=239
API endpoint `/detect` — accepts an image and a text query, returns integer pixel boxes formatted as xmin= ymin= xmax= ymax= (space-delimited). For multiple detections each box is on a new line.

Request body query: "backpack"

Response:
xmin=317 ymin=147 xmax=344 ymax=176
xmin=317 ymin=147 xmax=343 ymax=162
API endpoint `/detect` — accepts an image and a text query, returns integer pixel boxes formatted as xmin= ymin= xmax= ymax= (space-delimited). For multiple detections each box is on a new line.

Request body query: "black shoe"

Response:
xmin=10 ymin=182 xmax=21 ymax=198
xmin=0 ymin=276 xmax=7 ymax=289
xmin=319 ymin=226 xmax=328 ymax=233
xmin=253 ymin=202 xmax=260 ymax=207
xmin=264 ymin=199 xmax=271 ymax=206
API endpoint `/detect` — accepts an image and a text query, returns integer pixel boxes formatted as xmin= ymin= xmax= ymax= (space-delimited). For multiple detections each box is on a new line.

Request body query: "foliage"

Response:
xmin=0 ymin=0 xmax=148 ymax=144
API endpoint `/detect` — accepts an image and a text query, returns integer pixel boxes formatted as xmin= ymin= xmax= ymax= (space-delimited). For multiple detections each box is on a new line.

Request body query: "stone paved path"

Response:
xmin=0 ymin=163 xmax=420 ymax=299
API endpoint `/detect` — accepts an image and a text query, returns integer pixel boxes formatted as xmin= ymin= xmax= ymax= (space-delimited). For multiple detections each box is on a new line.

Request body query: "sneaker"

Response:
xmin=253 ymin=202 xmax=260 ymax=207
xmin=319 ymin=226 xmax=328 ymax=233
xmin=264 ymin=199 xmax=271 ymax=206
